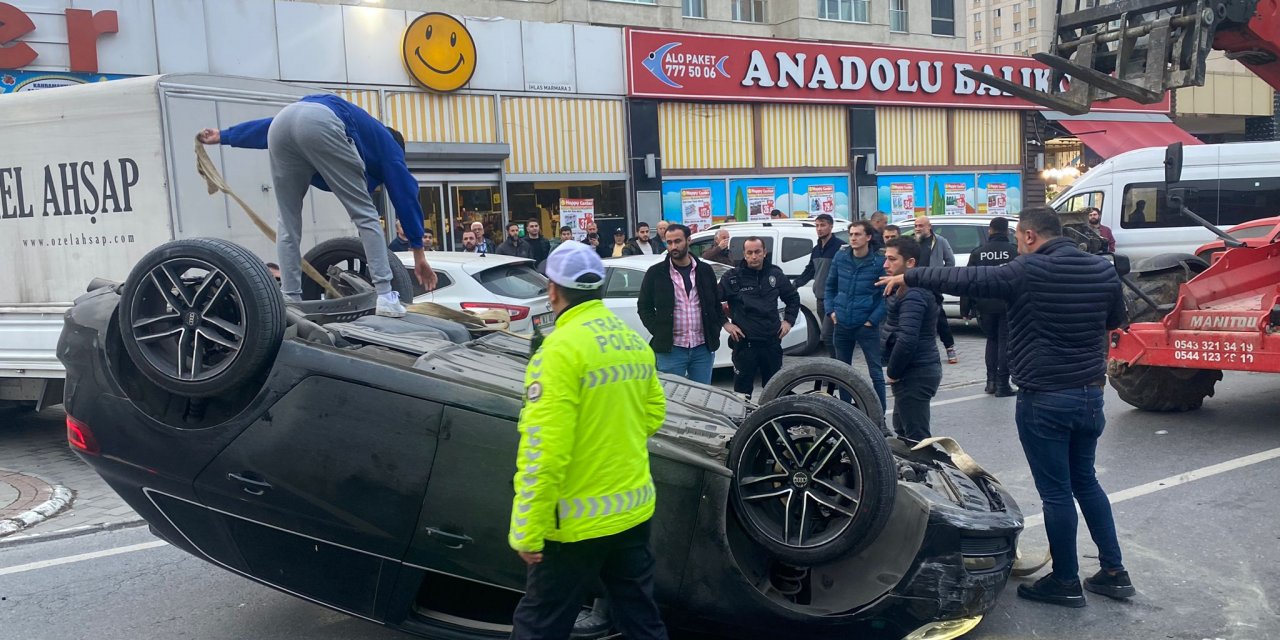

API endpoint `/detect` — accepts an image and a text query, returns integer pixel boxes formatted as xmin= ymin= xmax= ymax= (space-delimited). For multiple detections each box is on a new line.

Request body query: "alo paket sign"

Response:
xmin=626 ymin=28 xmax=1169 ymax=113
xmin=0 ymin=2 xmax=118 ymax=73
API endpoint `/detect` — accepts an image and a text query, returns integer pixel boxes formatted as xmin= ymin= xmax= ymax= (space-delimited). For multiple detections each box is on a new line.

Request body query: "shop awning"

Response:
xmin=1055 ymin=117 xmax=1202 ymax=159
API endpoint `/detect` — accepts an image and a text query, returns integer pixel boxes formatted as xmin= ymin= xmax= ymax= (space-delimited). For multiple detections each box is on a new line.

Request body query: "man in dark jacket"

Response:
xmin=961 ymin=217 xmax=1017 ymax=396
xmin=880 ymin=236 xmax=940 ymax=441
xmin=914 ymin=216 xmax=958 ymax=363
xmin=623 ymin=222 xmax=664 ymax=256
xmin=600 ymin=228 xmax=629 ymax=259
xmin=869 ymin=211 xmax=888 ymax=252
xmin=701 ymin=229 xmax=733 ymax=266
xmin=720 ymin=237 xmax=801 ymax=399
xmin=793 ymin=213 xmax=845 ymax=357
xmin=825 ymin=221 xmax=887 ymax=412
xmin=878 ymin=207 xmax=1133 ymax=608
xmin=638 ymin=224 xmax=727 ymax=385
xmin=524 ymin=220 xmax=552 ymax=264
xmin=496 ymin=222 xmax=533 ymax=259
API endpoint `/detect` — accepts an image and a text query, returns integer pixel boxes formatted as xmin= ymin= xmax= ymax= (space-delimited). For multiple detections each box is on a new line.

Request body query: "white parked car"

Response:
xmin=898 ymin=215 xmax=1017 ymax=319
xmin=599 ymin=255 xmax=809 ymax=368
xmin=396 ymin=251 xmax=553 ymax=334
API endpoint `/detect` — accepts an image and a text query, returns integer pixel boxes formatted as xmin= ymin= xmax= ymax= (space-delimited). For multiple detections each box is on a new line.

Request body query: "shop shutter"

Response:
xmin=953 ymin=109 xmax=1021 ymax=165
xmin=331 ymin=89 xmax=382 ymax=119
xmin=382 ymin=92 xmax=498 ymax=144
xmin=760 ymin=104 xmax=848 ymax=168
xmin=658 ymin=102 xmax=754 ymax=170
xmin=501 ymin=97 xmax=627 ymax=175
xmin=875 ymin=107 xmax=948 ymax=167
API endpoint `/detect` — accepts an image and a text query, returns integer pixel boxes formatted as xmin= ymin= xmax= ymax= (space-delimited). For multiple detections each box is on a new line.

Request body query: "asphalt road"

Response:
xmin=2 ymin=368 xmax=1278 ymax=640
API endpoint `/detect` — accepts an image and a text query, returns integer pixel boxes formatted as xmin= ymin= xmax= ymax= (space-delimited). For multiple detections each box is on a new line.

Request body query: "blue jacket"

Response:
xmin=881 ymin=287 xmax=941 ymax=380
xmin=905 ymin=236 xmax=1127 ymax=391
xmin=219 ymin=94 xmax=426 ymax=249
xmin=824 ymin=247 xmax=886 ymax=327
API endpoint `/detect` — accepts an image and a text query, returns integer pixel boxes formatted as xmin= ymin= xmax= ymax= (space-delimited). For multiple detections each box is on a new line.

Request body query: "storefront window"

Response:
xmin=451 ymin=184 xmax=503 ymax=249
xmin=506 ymin=180 xmax=628 ymax=238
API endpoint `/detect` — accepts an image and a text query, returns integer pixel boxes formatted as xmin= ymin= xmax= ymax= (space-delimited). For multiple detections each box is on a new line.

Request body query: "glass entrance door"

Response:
xmin=450 ymin=184 xmax=503 ymax=251
xmin=417 ymin=184 xmax=446 ymax=251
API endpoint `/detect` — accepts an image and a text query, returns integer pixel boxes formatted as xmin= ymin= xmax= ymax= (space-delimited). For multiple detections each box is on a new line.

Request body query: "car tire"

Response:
xmin=301 ymin=237 xmax=417 ymax=301
xmin=1109 ymin=266 xmax=1221 ymax=411
xmin=118 ymin=238 xmax=285 ymax=398
xmin=728 ymin=394 xmax=896 ymax=565
xmin=758 ymin=360 xmax=884 ymax=427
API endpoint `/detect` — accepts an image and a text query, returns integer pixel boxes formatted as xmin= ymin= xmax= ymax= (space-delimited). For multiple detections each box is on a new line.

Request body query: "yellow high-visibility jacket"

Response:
xmin=509 ymin=299 xmax=666 ymax=553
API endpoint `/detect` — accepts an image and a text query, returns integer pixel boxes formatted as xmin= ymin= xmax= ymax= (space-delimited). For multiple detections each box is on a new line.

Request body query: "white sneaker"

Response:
xmin=376 ymin=291 xmax=406 ymax=318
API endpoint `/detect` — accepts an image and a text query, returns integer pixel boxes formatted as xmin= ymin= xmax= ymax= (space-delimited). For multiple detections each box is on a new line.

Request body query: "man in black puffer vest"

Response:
xmin=720 ymin=237 xmax=801 ymax=400
xmin=877 ymin=207 xmax=1134 ymax=608
xmin=879 ymin=237 xmax=941 ymax=442
xmin=961 ymin=216 xmax=1018 ymax=396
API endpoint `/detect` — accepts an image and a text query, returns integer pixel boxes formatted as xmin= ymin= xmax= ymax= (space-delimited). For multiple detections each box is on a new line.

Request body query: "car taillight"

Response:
xmin=66 ymin=414 xmax=100 ymax=455
xmin=460 ymin=302 xmax=531 ymax=322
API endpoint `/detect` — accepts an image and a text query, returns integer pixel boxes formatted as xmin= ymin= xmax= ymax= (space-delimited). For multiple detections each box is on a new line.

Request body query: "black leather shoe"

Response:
xmin=984 ymin=377 xmax=996 ymax=394
xmin=994 ymin=376 xmax=1017 ymax=397
xmin=1017 ymin=575 xmax=1086 ymax=608
xmin=1084 ymin=569 xmax=1136 ymax=599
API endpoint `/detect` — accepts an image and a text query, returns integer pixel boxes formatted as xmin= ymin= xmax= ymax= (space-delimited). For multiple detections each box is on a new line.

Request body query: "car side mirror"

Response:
xmin=1111 ymin=254 xmax=1131 ymax=277
xmin=1164 ymin=142 xmax=1183 ymax=185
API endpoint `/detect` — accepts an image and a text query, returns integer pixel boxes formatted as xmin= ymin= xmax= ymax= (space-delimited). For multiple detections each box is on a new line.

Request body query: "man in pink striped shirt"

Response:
xmin=638 ymin=224 xmax=728 ymax=384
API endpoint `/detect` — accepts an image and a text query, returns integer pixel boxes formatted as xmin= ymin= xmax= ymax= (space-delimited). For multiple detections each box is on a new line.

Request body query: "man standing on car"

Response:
xmin=962 ymin=217 xmax=1017 ymax=396
xmin=793 ymin=213 xmax=845 ymax=358
xmin=199 ymin=94 xmax=436 ymax=316
xmin=701 ymin=229 xmax=734 ymax=266
xmin=1088 ymin=207 xmax=1116 ymax=252
xmin=497 ymin=222 xmax=533 ymax=259
xmin=509 ymin=241 xmax=669 ymax=640
xmin=880 ymin=237 xmax=941 ymax=441
xmin=878 ymin=207 xmax=1134 ymax=608
xmin=720 ymin=237 xmax=801 ymax=400
xmin=625 ymin=222 xmax=663 ymax=256
xmin=525 ymin=220 xmax=552 ymax=264
xmin=825 ymin=221 xmax=887 ymax=412
xmin=639 ymin=224 xmax=727 ymax=385
xmin=914 ymin=216 xmax=959 ymax=364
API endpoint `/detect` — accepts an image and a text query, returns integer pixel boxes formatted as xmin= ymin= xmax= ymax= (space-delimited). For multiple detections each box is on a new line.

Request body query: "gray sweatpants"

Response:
xmin=268 ymin=101 xmax=393 ymax=298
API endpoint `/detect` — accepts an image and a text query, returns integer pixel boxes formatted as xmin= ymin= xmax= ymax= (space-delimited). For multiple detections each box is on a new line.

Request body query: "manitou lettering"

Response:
xmin=0 ymin=158 xmax=139 ymax=222
xmin=1188 ymin=315 xmax=1255 ymax=331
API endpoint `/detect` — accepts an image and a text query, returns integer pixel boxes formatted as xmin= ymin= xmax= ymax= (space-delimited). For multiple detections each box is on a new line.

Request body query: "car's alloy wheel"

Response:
xmin=302 ymin=237 xmax=417 ymax=301
xmin=119 ymin=238 xmax=285 ymax=398
xmin=758 ymin=360 xmax=885 ymax=427
xmin=728 ymin=395 xmax=895 ymax=565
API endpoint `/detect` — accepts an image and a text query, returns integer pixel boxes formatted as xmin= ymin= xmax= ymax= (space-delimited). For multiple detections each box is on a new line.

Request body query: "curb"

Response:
xmin=0 ymin=517 xmax=148 ymax=547
xmin=0 ymin=484 xmax=74 ymax=538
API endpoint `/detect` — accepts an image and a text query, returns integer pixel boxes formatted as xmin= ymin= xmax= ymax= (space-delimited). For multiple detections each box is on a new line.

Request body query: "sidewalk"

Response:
xmin=0 ymin=325 xmax=992 ymax=545
xmin=0 ymin=406 xmax=143 ymax=545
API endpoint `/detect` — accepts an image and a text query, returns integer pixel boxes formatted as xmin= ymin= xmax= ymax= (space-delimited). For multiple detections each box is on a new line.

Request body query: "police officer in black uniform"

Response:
xmin=962 ymin=216 xmax=1018 ymax=396
xmin=720 ymin=236 xmax=802 ymax=400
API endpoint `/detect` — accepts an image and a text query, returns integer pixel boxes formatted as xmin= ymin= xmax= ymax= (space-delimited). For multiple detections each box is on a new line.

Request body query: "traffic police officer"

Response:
xmin=720 ymin=236 xmax=802 ymax=400
xmin=509 ymin=241 xmax=669 ymax=640
xmin=961 ymin=216 xmax=1018 ymax=396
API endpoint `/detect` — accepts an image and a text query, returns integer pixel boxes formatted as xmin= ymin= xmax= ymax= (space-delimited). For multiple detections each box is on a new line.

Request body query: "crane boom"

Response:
xmin=965 ymin=0 xmax=1280 ymax=114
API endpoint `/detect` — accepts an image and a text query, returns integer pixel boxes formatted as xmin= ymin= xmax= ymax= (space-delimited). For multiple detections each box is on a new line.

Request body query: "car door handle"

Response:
xmin=227 ymin=472 xmax=272 ymax=496
xmin=424 ymin=526 xmax=473 ymax=549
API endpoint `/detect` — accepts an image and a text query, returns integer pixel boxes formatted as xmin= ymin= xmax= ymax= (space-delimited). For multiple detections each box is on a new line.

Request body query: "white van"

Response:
xmin=1051 ymin=141 xmax=1280 ymax=263
xmin=0 ymin=74 xmax=358 ymax=411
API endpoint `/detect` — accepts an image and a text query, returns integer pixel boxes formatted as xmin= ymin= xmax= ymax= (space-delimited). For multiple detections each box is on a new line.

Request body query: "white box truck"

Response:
xmin=0 ymin=74 xmax=358 ymax=412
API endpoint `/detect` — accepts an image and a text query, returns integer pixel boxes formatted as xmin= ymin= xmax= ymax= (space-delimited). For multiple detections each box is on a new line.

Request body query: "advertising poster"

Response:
xmin=746 ymin=186 xmax=776 ymax=221
xmin=680 ymin=188 xmax=714 ymax=233
xmin=790 ymin=176 xmax=850 ymax=219
xmin=944 ymin=183 xmax=968 ymax=216
xmin=977 ymin=173 xmax=1023 ymax=215
xmin=662 ymin=179 xmax=727 ymax=223
xmin=559 ymin=198 xmax=595 ymax=241
xmin=986 ymin=182 xmax=1008 ymax=216
xmin=0 ymin=70 xmax=132 ymax=94
xmin=890 ymin=183 xmax=915 ymax=218
xmin=807 ymin=184 xmax=836 ymax=216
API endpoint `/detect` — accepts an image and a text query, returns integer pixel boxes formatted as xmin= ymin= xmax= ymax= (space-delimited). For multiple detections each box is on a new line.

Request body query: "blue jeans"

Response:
xmin=832 ymin=323 xmax=887 ymax=413
xmin=655 ymin=345 xmax=715 ymax=385
xmin=1016 ymin=387 xmax=1125 ymax=582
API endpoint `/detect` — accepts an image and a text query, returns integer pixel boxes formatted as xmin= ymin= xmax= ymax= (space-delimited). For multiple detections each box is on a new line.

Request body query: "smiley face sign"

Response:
xmin=402 ymin=12 xmax=476 ymax=92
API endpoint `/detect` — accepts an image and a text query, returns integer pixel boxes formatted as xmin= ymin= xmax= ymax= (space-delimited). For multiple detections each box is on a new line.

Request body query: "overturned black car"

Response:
xmin=58 ymin=238 xmax=1023 ymax=639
